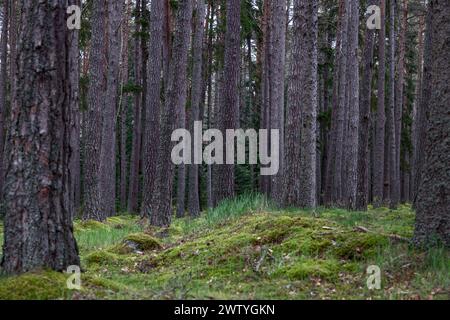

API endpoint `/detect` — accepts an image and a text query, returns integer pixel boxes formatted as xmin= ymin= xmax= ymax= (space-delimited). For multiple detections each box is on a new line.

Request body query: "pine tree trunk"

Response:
xmin=215 ymin=0 xmax=241 ymax=204
xmin=150 ymin=0 xmax=193 ymax=227
xmin=298 ymin=0 xmax=318 ymax=208
xmin=0 ymin=0 xmax=9 ymax=203
xmin=188 ymin=0 xmax=206 ymax=217
xmin=119 ymin=0 xmax=132 ymax=208
xmin=268 ymin=0 xmax=286 ymax=204
xmin=69 ymin=0 xmax=81 ymax=219
xmin=344 ymin=0 xmax=359 ymax=210
xmin=99 ymin=0 xmax=123 ymax=217
xmin=128 ymin=0 xmax=143 ymax=214
xmin=387 ymin=0 xmax=398 ymax=208
xmin=324 ymin=0 xmax=349 ymax=206
xmin=84 ymin=0 xmax=107 ymax=221
xmin=141 ymin=0 xmax=164 ymax=218
xmin=373 ymin=0 xmax=386 ymax=207
xmin=395 ymin=0 xmax=407 ymax=205
xmin=413 ymin=0 xmax=450 ymax=248
xmin=412 ymin=8 xmax=431 ymax=206
xmin=410 ymin=14 xmax=424 ymax=202
xmin=1 ymin=0 xmax=80 ymax=273
xmin=356 ymin=0 xmax=376 ymax=211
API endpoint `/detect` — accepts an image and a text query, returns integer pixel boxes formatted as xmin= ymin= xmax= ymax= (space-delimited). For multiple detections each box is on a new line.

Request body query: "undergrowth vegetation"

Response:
xmin=0 ymin=194 xmax=448 ymax=300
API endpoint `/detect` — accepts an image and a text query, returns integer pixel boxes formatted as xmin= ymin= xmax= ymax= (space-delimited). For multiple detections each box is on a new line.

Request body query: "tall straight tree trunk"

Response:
xmin=413 ymin=0 xmax=450 ymax=248
xmin=188 ymin=0 xmax=206 ymax=217
xmin=69 ymin=0 xmax=81 ymax=219
xmin=411 ymin=13 xmax=425 ymax=203
xmin=373 ymin=0 xmax=386 ymax=207
xmin=395 ymin=0 xmax=407 ymax=205
xmin=412 ymin=7 xmax=432 ymax=207
xmin=84 ymin=0 xmax=107 ymax=221
xmin=150 ymin=0 xmax=193 ymax=227
xmin=387 ymin=0 xmax=398 ymax=208
xmin=356 ymin=0 xmax=376 ymax=210
xmin=141 ymin=0 xmax=164 ymax=218
xmin=0 ymin=0 xmax=9 ymax=202
xmin=99 ymin=0 xmax=123 ymax=216
xmin=1 ymin=0 xmax=80 ymax=274
xmin=205 ymin=1 xmax=215 ymax=210
xmin=298 ymin=0 xmax=318 ymax=208
xmin=324 ymin=0 xmax=349 ymax=206
xmin=259 ymin=0 xmax=270 ymax=196
xmin=268 ymin=0 xmax=286 ymax=204
xmin=215 ymin=0 xmax=241 ymax=204
xmin=344 ymin=0 xmax=360 ymax=210
xmin=128 ymin=0 xmax=143 ymax=214
xmin=120 ymin=0 xmax=132 ymax=208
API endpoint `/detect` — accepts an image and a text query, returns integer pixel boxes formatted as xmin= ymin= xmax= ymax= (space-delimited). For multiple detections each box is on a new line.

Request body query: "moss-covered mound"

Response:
xmin=0 ymin=270 xmax=70 ymax=300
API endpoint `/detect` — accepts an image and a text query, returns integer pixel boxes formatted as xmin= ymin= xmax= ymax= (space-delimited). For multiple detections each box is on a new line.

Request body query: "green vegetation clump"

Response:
xmin=0 ymin=270 xmax=70 ymax=300
xmin=123 ymin=233 xmax=162 ymax=251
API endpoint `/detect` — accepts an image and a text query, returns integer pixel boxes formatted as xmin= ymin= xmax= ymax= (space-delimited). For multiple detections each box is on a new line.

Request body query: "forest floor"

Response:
xmin=0 ymin=194 xmax=449 ymax=300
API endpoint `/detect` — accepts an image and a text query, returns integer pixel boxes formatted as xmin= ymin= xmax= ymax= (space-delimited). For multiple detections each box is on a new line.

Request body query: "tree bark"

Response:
xmin=188 ymin=0 xmax=206 ymax=217
xmin=373 ymin=0 xmax=386 ymax=207
xmin=387 ymin=0 xmax=398 ymax=208
xmin=150 ymin=0 xmax=193 ymax=227
xmin=268 ymin=0 xmax=286 ymax=204
xmin=413 ymin=0 xmax=450 ymax=248
xmin=215 ymin=0 xmax=241 ymax=204
xmin=99 ymin=0 xmax=123 ymax=216
xmin=356 ymin=0 xmax=376 ymax=211
xmin=141 ymin=0 xmax=164 ymax=218
xmin=344 ymin=0 xmax=359 ymax=210
xmin=119 ymin=0 xmax=132 ymax=208
xmin=0 ymin=0 xmax=9 ymax=203
xmin=128 ymin=0 xmax=143 ymax=214
xmin=1 ymin=0 xmax=80 ymax=273
xmin=83 ymin=0 xmax=107 ymax=221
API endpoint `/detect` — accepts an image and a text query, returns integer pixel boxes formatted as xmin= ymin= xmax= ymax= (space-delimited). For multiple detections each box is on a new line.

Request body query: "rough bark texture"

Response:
xmin=387 ymin=0 xmax=398 ymax=208
xmin=344 ymin=0 xmax=359 ymax=210
xmin=99 ymin=0 xmax=123 ymax=217
xmin=412 ymin=7 xmax=432 ymax=206
xmin=215 ymin=0 xmax=241 ymax=205
xmin=1 ymin=0 xmax=80 ymax=273
xmin=395 ymin=0 xmax=407 ymax=205
xmin=150 ymin=0 xmax=193 ymax=227
xmin=188 ymin=0 xmax=206 ymax=217
xmin=127 ymin=0 xmax=143 ymax=214
xmin=373 ymin=0 xmax=386 ymax=207
xmin=356 ymin=0 xmax=376 ymax=211
xmin=0 ymin=0 xmax=9 ymax=203
xmin=69 ymin=0 xmax=81 ymax=219
xmin=298 ymin=0 xmax=318 ymax=208
xmin=324 ymin=0 xmax=349 ymax=206
xmin=83 ymin=0 xmax=107 ymax=221
xmin=141 ymin=0 xmax=164 ymax=218
xmin=413 ymin=0 xmax=450 ymax=248
xmin=268 ymin=0 xmax=286 ymax=204
xmin=119 ymin=0 xmax=132 ymax=208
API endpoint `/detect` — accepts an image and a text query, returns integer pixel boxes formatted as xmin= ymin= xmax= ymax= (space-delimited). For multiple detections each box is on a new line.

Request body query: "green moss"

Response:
xmin=123 ymin=233 xmax=162 ymax=251
xmin=83 ymin=275 xmax=128 ymax=292
xmin=84 ymin=250 xmax=122 ymax=266
xmin=0 ymin=270 xmax=71 ymax=300
xmin=334 ymin=233 xmax=389 ymax=260
xmin=279 ymin=258 xmax=340 ymax=281
xmin=74 ymin=220 xmax=110 ymax=232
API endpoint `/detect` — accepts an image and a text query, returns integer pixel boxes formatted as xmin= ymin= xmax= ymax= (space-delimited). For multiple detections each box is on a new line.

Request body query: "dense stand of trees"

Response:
xmin=0 ymin=0 xmax=448 ymax=274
